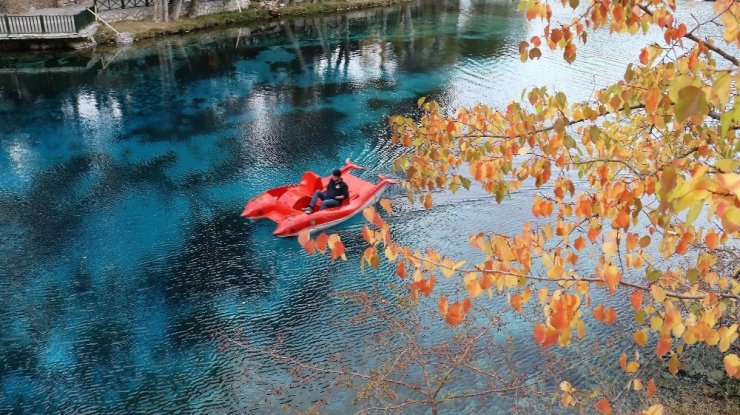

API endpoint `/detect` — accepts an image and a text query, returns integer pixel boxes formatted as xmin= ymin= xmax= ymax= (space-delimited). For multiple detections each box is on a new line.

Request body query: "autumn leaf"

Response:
xmin=656 ymin=336 xmax=672 ymax=357
xmin=315 ymin=233 xmax=329 ymax=253
xmin=396 ymin=261 xmax=407 ymax=279
xmin=630 ymin=291 xmax=643 ymax=310
xmin=705 ymin=231 xmax=719 ymax=249
xmin=596 ymin=398 xmax=612 ymax=415
xmin=573 ymin=236 xmax=586 ymax=250
xmin=379 ymin=198 xmax=393 ymax=214
xmin=674 ymin=86 xmax=708 ymax=122
xmin=640 ymin=405 xmax=663 ymax=415
xmin=647 ymin=378 xmax=657 ymax=397
xmin=534 ymin=324 xmax=559 ymax=347
xmin=724 ymin=354 xmax=740 ymax=379
xmin=634 ymin=329 xmax=648 ymax=346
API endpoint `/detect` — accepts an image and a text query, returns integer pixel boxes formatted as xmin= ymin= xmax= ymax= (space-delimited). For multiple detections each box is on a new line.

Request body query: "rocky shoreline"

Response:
xmin=94 ymin=0 xmax=411 ymax=45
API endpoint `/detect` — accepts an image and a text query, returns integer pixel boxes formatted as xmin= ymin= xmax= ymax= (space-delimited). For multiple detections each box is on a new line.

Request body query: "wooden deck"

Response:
xmin=0 ymin=7 xmax=96 ymax=39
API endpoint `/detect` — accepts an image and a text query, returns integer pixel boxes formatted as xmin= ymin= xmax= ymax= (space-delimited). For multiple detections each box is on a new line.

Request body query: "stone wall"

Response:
xmin=98 ymin=5 xmax=156 ymax=22
xmin=1 ymin=0 xmax=59 ymax=14
xmin=193 ymin=0 xmax=250 ymax=17
xmin=98 ymin=0 xmax=250 ymax=23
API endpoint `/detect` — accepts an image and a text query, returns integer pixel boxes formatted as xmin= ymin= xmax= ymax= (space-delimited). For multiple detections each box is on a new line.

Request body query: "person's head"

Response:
xmin=331 ymin=169 xmax=342 ymax=182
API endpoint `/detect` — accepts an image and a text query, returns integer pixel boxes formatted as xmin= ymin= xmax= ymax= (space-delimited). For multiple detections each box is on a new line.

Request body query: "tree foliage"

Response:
xmin=299 ymin=0 xmax=739 ymax=412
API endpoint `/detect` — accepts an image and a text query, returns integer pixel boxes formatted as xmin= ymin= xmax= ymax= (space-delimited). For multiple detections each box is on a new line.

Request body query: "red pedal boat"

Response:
xmin=241 ymin=159 xmax=398 ymax=237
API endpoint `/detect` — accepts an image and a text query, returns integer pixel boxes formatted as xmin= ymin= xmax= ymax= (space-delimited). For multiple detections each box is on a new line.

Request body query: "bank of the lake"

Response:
xmin=95 ymin=0 xmax=411 ymax=44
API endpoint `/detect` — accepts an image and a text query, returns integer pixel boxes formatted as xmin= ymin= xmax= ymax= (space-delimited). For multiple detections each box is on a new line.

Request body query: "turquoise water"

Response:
xmin=0 ymin=0 xmax=719 ymax=413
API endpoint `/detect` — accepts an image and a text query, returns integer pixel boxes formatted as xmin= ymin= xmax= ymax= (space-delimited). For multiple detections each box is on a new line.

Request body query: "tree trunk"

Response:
xmin=154 ymin=0 xmax=170 ymax=22
xmin=187 ymin=0 xmax=200 ymax=19
xmin=170 ymin=0 xmax=185 ymax=21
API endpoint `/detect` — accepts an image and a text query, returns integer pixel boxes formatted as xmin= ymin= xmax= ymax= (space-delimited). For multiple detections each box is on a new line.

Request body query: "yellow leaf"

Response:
xmin=538 ymin=287 xmax=549 ymax=305
xmin=626 ymin=360 xmax=640 ymax=373
xmin=465 ymin=273 xmax=483 ymax=298
xmin=718 ymin=324 xmax=738 ymax=353
xmin=651 ymin=316 xmax=663 ymax=331
xmin=717 ymin=173 xmax=740 ymax=200
xmin=384 ymin=245 xmax=398 ymax=262
xmin=651 ymin=285 xmax=666 ymax=302
xmin=724 ymin=354 xmax=740 ymax=379
xmin=640 ymin=405 xmax=664 ymax=415
xmin=633 ymin=379 xmax=643 ymax=391
xmin=668 ymin=354 xmax=681 ymax=375
xmin=559 ymin=381 xmax=575 ymax=393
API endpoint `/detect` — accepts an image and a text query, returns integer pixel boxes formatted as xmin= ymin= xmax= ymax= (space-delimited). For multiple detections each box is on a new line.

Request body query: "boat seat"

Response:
xmin=298 ymin=171 xmax=323 ymax=194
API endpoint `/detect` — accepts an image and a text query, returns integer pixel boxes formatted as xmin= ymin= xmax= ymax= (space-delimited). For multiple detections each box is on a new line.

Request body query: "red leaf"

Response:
xmin=596 ymin=399 xmax=612 ymax=415
xmin=315 ymin=233 xmax=329 ymax=253
xmin=647 ymin=378 xmax=657 ymax=397
xmin=656 ymin=336 xmax=672 ymax=357
xmin=396 ymin=261 xmax=407 ymax=279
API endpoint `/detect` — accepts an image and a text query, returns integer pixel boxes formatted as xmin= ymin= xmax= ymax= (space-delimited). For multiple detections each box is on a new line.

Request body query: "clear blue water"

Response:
xmin=0 ymin=0 xmax=719 ymax=413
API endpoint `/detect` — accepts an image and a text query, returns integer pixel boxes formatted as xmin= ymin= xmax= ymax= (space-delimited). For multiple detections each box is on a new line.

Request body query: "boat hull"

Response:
xmin=241 ymin=160 xmax=397 ymax=237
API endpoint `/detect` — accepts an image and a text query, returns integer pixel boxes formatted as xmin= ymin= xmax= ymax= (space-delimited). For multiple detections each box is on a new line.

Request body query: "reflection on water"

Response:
xmin=0 ymin=0 xmax=720 ymax=413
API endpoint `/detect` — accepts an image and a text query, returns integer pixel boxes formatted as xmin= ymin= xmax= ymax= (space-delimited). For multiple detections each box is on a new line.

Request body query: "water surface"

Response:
xmin=0 ymin=0 xmax=720 ymax=413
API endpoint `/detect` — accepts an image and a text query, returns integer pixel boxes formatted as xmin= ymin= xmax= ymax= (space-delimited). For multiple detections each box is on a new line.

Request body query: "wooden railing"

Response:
xmin=0 ymin=9 xmax=95 ymax=35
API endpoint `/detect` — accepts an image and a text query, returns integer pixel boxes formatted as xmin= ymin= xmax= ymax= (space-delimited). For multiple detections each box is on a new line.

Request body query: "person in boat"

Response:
xmin=302 ymin=169 xmax=349 ymax=214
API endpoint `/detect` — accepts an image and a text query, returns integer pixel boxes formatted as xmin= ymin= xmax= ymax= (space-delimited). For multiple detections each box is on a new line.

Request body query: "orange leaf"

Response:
xmin=645 ymin=87 xmax=660 ymax=113
xmin=361 ymin=225 xmax=375 ymax=244
xmin=396 ymin=261 xmax=407 ymax=279
xmin=619 ymin=354 xmax=628 ymax=370
xmin=630 ymin=291 xmax=643 ymax=310
xmin=441 ymin=298 xmax=470 ymax=327
xmin=315 ymin=233 xmax=329 ymax=253
xmin=574 ymin=236 xmax=586 ymax=250
xmin=511 ymin=293 xmax=525 ymax=313
xmin=593 ymin=304 xmax=606 ymax=321
xmin=639 ymin=48 xmax=649 ymax=65
xmin=723 ymin=354 xmax=740 ymax=379
xmin=379 ymin=198 xmax=393 ymax=214
xmin=551 ymin=308 xmax=569 ymax=330
xmin=305 ymin=240 xmax=317 ymax=255
xmin=647 ymin=378 xmax=657 ymax=397
xmin=371 ymin=212 xmax=385 ymax=229
xmin=705 ymin=231 xmax=719 ymax=249
xmin=634 ymin=329 xmax=648 ymax=346
xmin=656 ymin=336 xmax=671 ymax=357
xmin=604 ymin=307 xmax=617 ymax=325
xmin=298 ymin=231 xmax=310 ymax=247
xmin=614 ymin=210 xmax=630 ymax=230
xmin=330 ymin=240 xmax=345 ymax=260
xmin=423 ymin=193 xmax=433 ymax=209
xmin=533 ymin=324 xmax=559 ymax=347
xmin=603 ymin=264 xmax=621 ymax=294
xmin=626 ymin=232 xmax=639 ymax=251
xmin=596 ymin=399 xmax=612 ymax=415
xmin=362 ymin=206 xmax=376 ymax=223
xmin=588 ymin=226 xmax=600 ymax=243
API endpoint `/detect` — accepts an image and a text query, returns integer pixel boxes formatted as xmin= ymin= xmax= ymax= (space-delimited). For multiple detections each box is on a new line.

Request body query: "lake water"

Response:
xmin=0 ymin=0 xmax=721 ymax=413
